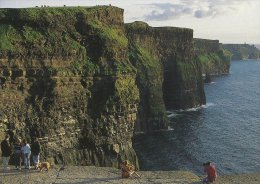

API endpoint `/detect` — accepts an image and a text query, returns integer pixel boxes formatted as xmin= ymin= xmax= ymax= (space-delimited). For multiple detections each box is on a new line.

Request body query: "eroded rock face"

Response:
xmin=126 ymin=22 xmax=206 ymax=122
xmin=0 ymin=6 xmax=139 ymax=168
xmin=194 ymin=38 xmax=231 ymax=76
xmin=0 ymin=7 xmax=211 ymax=168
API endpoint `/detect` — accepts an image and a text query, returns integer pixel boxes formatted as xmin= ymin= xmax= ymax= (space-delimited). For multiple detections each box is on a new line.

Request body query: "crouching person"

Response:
xmin=203 ymin=161 xmax=217 ymax=183
xmin=120 ymin=160 xmax=140 ymax=178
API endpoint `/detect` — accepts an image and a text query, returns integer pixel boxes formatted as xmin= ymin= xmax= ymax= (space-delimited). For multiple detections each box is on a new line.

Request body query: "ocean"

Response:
xmin=133 ymin=60 xmax=260 ymax=175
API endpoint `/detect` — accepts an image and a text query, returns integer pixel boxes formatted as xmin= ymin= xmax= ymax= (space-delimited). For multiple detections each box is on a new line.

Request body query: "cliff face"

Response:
xmin=0 ymin=7 xmax=139 ymax=168
xmin=126 ymin=22 xmax=205 ymax=119
xmin=222 ymin=44 xmax=260 ymax=60
xmin=195 ymin=38 xmax=231 ymax=76
xmin=0 ymin=7 xmax=208 ymax=168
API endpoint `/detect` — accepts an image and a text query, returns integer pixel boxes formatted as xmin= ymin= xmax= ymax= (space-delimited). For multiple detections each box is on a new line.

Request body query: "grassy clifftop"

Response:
xmin=222 ymin=44 xmax=260 ymax=60
xmin=0 ymin=6 xmax=134 ymax=76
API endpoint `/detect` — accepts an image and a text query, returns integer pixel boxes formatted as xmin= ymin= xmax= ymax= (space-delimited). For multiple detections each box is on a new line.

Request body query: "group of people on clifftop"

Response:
xmin=1 ymin=134 xmax=41 ymax=170
xmin=1 ymin=134 xmax=217 ymax=183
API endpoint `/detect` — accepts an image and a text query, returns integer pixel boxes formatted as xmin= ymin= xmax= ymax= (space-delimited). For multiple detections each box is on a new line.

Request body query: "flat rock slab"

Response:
xmin=0 ymin=166 xmax=259 ymax=184
xmin=213 ymin=173 xmax=260 ymax=184
xmin=0 ymin=166 xmax=199 ymax=184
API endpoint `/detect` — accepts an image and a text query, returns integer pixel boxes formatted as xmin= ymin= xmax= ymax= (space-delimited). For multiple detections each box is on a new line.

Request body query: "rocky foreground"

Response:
xmin=0 ymin=166 xmax=260 ymax=184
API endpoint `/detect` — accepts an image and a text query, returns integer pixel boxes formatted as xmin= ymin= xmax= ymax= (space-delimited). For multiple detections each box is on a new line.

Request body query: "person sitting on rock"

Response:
xmin=120 ymin=160 xmax=140 ymax=178
xmin=203 ymin=161 xmax=217 ymax=183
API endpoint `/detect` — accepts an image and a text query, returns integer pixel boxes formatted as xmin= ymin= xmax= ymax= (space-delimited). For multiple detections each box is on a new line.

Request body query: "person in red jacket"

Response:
xmin=203 ymin=161 xmax=217 ymax=183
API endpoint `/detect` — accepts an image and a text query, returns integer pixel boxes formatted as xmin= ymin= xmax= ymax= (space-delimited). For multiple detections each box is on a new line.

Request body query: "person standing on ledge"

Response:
xmin=203 ymin=161 xmax=217 ymax=183
xmin=21 ymin=139 xmax=31 ymax=169
xmin=31 ymin=138 xmax=41 ymax=169
xmin=13 ymin=138 xmax=22 ymax=170
xmin=1 ymin=135 xmax=12 ymax=170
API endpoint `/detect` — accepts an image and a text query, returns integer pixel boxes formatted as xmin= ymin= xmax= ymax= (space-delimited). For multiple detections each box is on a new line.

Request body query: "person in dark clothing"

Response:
xmin=13 ymin=138 xmax=22 ymax=170
xmin=31 ymin=138 xmax=41 ymax=169
xmin=1 ymin=135 xmax=12 ymax=170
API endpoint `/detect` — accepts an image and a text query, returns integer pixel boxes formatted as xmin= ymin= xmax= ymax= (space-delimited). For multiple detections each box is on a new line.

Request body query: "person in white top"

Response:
xmin=21 ymin=139 xmax=31 ymax=169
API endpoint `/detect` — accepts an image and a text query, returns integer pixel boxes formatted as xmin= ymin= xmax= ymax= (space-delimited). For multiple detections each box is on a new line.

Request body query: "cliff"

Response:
xmin=222 ymin=44 xmax=260 ymax=60
xmin=0 ymin=7 xmax=207 ymax=168
xmin=126 ymin=22 xmax=205 ymax=118
xmin=194 ymin=38 xmax=231 ymax=76
xmin=0 ymin=6 xmax=139 ymax=168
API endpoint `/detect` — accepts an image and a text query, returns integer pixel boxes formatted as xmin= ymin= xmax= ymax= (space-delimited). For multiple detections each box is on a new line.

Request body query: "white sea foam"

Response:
xmin=167 ymin=113 xmax=178 ymax=118
xmin=134 ymin=131 xmax=145 ymax=135
xmin=176 ymin=103 xmax=215 ymax=112
xmin=167 ymin=126 xmax=174 ymax=131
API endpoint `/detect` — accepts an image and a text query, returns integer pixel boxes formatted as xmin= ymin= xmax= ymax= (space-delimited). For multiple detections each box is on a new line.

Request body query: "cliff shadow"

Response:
xmin=25 ymin=66 xmax=56 ymax=139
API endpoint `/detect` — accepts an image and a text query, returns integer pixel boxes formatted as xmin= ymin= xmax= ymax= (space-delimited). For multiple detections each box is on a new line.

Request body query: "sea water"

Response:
xmin=133 ymin=60 xmax=260 ymax=175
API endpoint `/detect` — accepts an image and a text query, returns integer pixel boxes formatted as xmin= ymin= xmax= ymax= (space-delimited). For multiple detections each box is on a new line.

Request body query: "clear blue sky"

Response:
xmin=1 ymin=0 xmax=259 ymax=44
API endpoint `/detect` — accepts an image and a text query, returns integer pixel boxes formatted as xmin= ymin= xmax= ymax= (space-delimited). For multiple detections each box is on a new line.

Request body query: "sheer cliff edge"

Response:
xmin=0 ymin=6 xmax=229 ymax=168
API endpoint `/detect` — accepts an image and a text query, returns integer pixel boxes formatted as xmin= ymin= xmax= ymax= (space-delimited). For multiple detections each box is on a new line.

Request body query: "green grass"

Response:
xmin=114 ymin=76 xmax=139 ymax=105
xmin=71 ymin=58 xmax=100 ymax=76
xmin=196 ymin=49 xmax=230 ymax=74
xmin=129 ymin=44 xmax=161 ymax=76
xmin=223 ymin=44 xmax=260 ymax=59
xmin=0 ymin=24 xmax=14 ymax=51
xmin=125 ymin=21 xmax=149 ymax=31
xmin=128 ymin=43 xmax=166 ymax=116
xmin=88 ymin=20 xmax=128 ymax=48
xmin=176 ymin=59 xmax=199 ymax=83
xmin=23 ymin=26 xmax=44 ymax=43
xmin=0 ymin=7 xmax=135 ymax=77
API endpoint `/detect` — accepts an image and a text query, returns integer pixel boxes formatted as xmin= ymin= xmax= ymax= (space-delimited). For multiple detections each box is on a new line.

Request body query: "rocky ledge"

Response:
xmin=0 ymin=166 xmax=260 ymax=184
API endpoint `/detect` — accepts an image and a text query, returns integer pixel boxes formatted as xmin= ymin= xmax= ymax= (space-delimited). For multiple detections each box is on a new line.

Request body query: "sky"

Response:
xmin=0 ymin=0 xmax=259 ymax=44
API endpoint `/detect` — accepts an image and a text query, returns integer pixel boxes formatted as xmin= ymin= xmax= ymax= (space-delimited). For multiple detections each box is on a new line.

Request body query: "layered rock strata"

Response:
xmin=126 ymin=22 xmax=205 ymax=121
xmin=0 ymin=6 xmax=139 ymax=168
xmin=0 ymin=7 xmax=218 ymax=168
